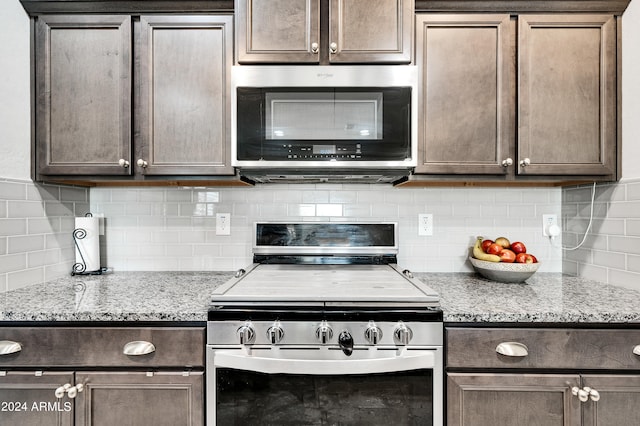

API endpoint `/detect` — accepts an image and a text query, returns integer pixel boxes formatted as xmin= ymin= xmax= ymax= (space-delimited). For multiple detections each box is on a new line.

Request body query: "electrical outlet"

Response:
xmin=418 ymin=214 xmax=433 ymax=236
xmin=542 ymin=214 xmax=558 ymax=237
xmin=216 ymin=213 xmax=231 ymax=235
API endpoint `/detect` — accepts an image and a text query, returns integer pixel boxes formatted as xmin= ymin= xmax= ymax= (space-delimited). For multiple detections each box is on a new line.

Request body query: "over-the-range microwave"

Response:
xmin=231 ymin=65 xmax=418 ymax=184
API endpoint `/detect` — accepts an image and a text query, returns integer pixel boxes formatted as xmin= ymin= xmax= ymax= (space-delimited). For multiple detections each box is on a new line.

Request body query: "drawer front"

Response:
xmin=0 ymin=327 xmax=204 ymax=368
xmin=447 ymin=327 xmax=640 ymax=370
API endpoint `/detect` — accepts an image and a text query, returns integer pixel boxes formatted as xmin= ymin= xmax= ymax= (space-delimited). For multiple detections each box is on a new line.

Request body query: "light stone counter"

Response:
xmin=1 ymin=271 xmax=639 ymax=323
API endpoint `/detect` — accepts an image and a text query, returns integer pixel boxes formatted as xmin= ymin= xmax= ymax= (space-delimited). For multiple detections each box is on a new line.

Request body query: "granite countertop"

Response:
xmin=1 ymin=271 xmax=639 ymax=323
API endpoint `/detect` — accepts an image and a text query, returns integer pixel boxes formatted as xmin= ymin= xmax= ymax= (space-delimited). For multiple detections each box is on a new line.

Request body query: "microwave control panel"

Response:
xmin=280 ymin=143 xmax=362 ymax=160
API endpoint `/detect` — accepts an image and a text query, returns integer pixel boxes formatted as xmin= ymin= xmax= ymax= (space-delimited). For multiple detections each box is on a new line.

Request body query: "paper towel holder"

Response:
xmin=71 ymin=213 xmax=103 ymax=276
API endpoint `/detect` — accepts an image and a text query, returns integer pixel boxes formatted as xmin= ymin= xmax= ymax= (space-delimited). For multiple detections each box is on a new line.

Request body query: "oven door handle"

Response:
xmin=213 ymin=350 xmax=437 ymax=375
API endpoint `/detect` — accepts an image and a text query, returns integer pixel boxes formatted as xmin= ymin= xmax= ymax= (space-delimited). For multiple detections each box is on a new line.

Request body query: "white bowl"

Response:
xmin=469 ymin=257 xmax=540 ymax=283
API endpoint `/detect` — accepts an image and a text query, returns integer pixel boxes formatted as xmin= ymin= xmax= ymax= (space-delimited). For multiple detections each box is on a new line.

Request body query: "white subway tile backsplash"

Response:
xmin=562 ymin=179 xmax=640 ymax=290
xmin=0 ymin=253 xmax=27 ymax=274
xmin=8 ymin=235 xmax=45 ymax=254
xmin=0 ymin=181 xmax=27 ymax=200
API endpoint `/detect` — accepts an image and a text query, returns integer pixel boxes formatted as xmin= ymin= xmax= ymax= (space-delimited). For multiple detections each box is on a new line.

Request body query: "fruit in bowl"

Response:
xmin=470 ymin=236 xmax=540 ymax=283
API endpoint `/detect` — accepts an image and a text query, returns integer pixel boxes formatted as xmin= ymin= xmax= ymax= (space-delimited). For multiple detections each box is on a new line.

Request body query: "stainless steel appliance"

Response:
xmin=232 ymin=66 xmax=418 ymax=184
xmin=207 ymin=223 xmax=443 ymax=426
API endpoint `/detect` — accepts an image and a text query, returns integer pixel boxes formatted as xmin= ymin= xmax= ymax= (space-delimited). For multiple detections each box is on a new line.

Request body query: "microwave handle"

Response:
xmin=213 ymin=350 xmax=437 ymax=375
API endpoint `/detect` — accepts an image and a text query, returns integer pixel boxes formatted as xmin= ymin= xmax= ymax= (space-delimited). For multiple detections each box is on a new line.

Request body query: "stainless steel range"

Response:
xmin=206 ymin=223 xmax=443 ymax=426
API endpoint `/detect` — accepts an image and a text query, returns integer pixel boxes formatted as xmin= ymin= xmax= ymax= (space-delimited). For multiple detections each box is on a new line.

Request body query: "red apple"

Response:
xmin=499 ymin=249 xmax=516 ymax=263
xmin=511 ymin=241 xmax=527 ymax=254
xmin=515 ymin=253 xmax=534 ymax=264
xmin=481 ymin=239 xmax=494 ymax=252
xmin=487 ymin=243 xmax=503 ymax=255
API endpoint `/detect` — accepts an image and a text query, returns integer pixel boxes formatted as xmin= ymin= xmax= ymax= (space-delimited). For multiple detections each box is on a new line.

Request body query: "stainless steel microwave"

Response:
xmin=231 ymin=66 xmax=418 ymax=183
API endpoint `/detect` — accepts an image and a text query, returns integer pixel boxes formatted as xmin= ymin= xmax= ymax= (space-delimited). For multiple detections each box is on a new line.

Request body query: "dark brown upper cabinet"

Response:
xmin=235 ymin=0 xmax=413 ymax=64
xmin=517 ymin=14 xmax=617 ymax=178
xmin=415 ymin=14 xmax=513 ymax=175
xmin=35 ymin=15 xmax=132 ymax=177
xmin=135 ymin=15 xmax=234 ymax=176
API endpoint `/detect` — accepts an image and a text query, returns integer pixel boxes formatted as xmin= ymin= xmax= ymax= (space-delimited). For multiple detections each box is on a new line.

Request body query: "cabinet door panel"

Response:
xmin=75 ymin=371 xmax=203 ymax=426
xmin=582 ymin=375 xmax=640 ymax=426
xmin=36 ymin=15 xmax=132 ymax=176
xmin=0 ymin=371 xmax=74 ymax=426
xmin=329 ymin=0 xmax=412 ymax=63
xmin=136 ymin=16 xmax=233 ymax=175
xmin=236 ymin=0 xmax=321 ymax=63
xmin=518 ymin=15 xmax=616 ymax=176
xmin=447 ymin=373 xmax=581 ymax=426
xmin=415 ymin=15 xmax=513 ymax=174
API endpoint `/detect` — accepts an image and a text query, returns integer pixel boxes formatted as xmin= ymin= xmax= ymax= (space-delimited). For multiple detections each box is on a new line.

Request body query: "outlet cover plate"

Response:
xmin=216 ymin=213 xmax=231 ymax=235
xmin=418 ymin=214 xmax=433 ymax=236
xmin=542 ymin=214 xmax=558 ymax=237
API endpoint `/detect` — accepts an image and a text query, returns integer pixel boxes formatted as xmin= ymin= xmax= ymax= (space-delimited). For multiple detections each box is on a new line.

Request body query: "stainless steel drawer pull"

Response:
xmin=0 ymin=340 xmax=22 ymax=355
xmin=496 ymin=342 xmax=529 ymax=357
xmin=634 ymin=345 xmax=640 ymax=356
xmin=123 ymin=341 xmax=156 ymax=356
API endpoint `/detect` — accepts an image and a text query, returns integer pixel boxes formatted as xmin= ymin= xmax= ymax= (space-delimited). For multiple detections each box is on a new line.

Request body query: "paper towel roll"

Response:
xmin=74 ymin=216 xmax=100 ymax=273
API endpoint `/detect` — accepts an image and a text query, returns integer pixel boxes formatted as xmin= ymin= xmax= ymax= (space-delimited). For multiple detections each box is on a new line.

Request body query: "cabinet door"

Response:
xmin=0 ymin=371 xmax=74 ymax=426
xmin=328 ymin=0 xmax=412 ymax=63
xmin=518 ymin=15 xmax=616 ymax=177
xmin=236 ymin=0 xmax=321 ymax=63
xmin=582 ymin=375 xmax=640 ymax=426
xmin=415 ymin=15 xmax=513 ymax=174
xmin=447 ymin=373 xmax=581 ymax=426
xmin=136 ymin=16 xmax=234 ymax=176
xmin=75 ymin=371 xmax=203 ymax=426
xmin=35 ymin=15 xmax=132 ymax=176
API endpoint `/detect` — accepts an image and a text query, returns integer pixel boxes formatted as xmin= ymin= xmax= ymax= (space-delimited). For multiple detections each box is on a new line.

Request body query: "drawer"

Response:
xmin=446 ymin=327 xmax=640 ymax=370
xmin=0 ymin=327 xmax=204 ymax=368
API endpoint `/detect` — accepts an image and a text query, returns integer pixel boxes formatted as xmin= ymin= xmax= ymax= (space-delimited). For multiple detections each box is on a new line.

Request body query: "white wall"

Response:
xmin=0 ymin=1 xmax=31 ymax=180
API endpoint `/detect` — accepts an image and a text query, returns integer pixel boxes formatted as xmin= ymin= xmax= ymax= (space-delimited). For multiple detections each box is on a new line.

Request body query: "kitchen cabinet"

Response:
xmin=446 ymin=327 xmax=640 ymax=426
xmin=0 ymin=326 xmax=205 ymax=426
xmin=34 ymin=14 xmax=234 ymax=181
xmin=414 ymin=13 xmax=618 ymax=181
xmin=35 ymin=15 xmax=132 ymax=177
xmin=0 ymin=371 xmax=75 ymax=426
xmin=415 ymin=14 xmax=513 ymax=175
xmin=518 ymin=14 xmax=617 ymax=177
xmin=235 ymin=0 xmax=412 ymax=64
xmin=135 ymin=15 xmax=233 ymax=176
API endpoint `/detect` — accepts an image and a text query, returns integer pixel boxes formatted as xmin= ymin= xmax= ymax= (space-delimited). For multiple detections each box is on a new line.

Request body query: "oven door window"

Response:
xmin=216 ymin=368 xmax=433 ymax=425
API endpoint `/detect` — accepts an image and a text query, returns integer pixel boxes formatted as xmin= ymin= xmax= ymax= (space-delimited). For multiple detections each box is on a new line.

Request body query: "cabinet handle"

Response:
xmin=572 ymin=386 xmax=589 ymax=402
xmin=495 ymin=342 xmax=529 ymax=357
xmin=123 ymin=340 xmax=156 ymax=356
xmin=633 ymin=345 xmax=640 ymax=356
xmin=67 ymin=383 xmax=84 ymax=399
xmin=118 ymin=159 xmax=130 ymax=168
xmin=0 ymin=340 xmax=22 ymax=355
xmin=311 ymin=42 xmax=319 ymax=54
xmin=583 ymin=386 xmax=600 ymax=402
xmin=55 ymin=383 xmax=71 ymax=398
xmin=501 ymin=157 xmax=513 ymax=167
xmin=329 ymin=42 xmax=338 ymax=54
xmin=519 ymin=158 xmax=531 ymax=167
xmin=136 ymin=159 xmax=148 ymax=168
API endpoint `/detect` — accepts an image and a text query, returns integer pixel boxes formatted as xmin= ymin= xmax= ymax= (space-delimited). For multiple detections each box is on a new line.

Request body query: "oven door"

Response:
xmin=207 ymin=346 xmax=443 ymax=426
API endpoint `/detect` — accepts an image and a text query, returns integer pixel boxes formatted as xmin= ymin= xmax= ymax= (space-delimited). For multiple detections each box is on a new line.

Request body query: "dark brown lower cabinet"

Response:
xmin=0 ymin=371 xmax=75 ymax=426
xmin=75 ymin=371 xmax=203 ymax=426
xmin=446 ymin=327 xmax=640 ymax=426
xmin=447 ymin=373 xmax=581 ymax=426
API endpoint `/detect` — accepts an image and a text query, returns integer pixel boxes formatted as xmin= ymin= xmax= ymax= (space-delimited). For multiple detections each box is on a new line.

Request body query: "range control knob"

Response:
xmin=365 ymin=321 xmax=383 ymax=345
xmin=267 ymin=321 xmax=285 ymax=344
xmin=394 ymin=322 xmax=413 ymax=346
xmin=316 ymin=320 xmax=333 ymax=344
xmin=237 ymin=322 xmax=255 ymax=345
